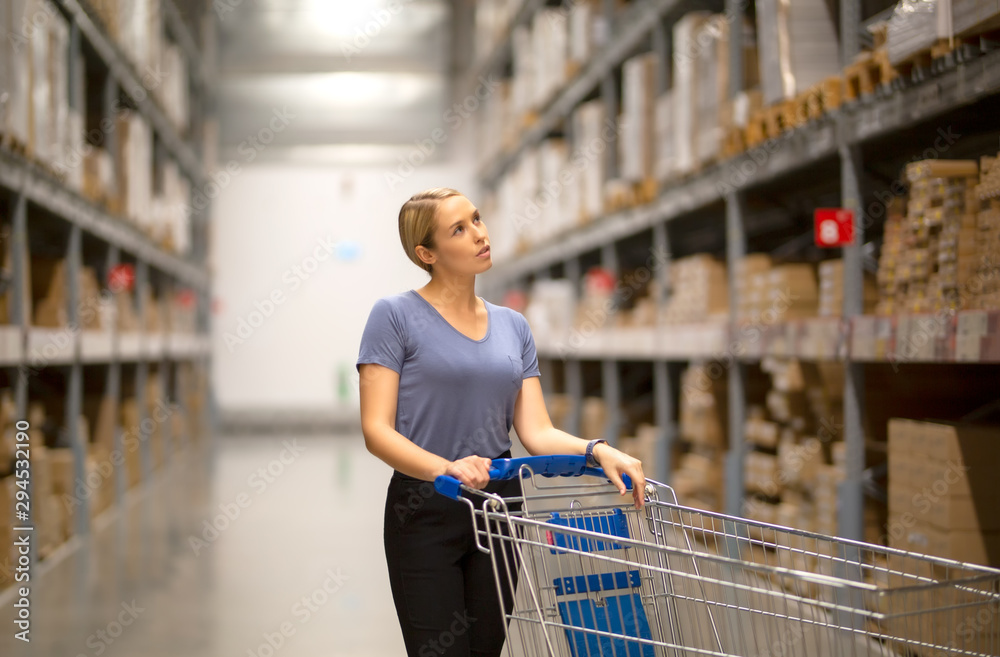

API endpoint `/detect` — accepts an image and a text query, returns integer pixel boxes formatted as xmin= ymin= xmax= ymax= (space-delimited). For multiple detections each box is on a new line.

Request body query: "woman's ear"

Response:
xmin=415 ymin=244 xmax=435 ymax=267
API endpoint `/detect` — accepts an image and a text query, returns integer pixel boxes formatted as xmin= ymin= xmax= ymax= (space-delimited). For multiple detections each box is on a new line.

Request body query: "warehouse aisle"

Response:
xmin=0 ymin=433 xmax=404 ymax=657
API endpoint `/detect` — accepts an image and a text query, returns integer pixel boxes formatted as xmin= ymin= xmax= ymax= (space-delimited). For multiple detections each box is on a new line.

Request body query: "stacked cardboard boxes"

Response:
xmin=735 ymin=254 xmax=773 ymax=324
xmin=971 ymin=154 xmax=1000 ymax=310
xmin=876 ymin=197 xmax=908 ymax=316
xmin=676 ymin=363 xmax=727 ymax=510
xmin=877 ymin=160 xmax=983 ymax=315
xmin=29 ymin=258 xmax=106 ymax=329
xmin=818 ymin=259 xmax=879 ymax=317
xmin=888 ymin=419 xmax=1000 ymax=566
xmin=662 ymin=255 xmax=728 ymax=324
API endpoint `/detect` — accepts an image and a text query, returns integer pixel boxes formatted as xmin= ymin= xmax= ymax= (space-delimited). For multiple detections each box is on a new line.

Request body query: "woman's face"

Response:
xmin=422 ymin=195 xmax=492 ymax=275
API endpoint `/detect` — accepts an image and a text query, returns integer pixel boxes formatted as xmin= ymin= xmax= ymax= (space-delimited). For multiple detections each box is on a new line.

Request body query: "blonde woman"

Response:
xmin=357 ymin=188 xmax=646 ymax=657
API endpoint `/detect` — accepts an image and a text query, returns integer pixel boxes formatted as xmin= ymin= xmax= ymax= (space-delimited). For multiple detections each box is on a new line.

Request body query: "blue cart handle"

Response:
xmin=434 ymin=454 xmax=631 ymax=501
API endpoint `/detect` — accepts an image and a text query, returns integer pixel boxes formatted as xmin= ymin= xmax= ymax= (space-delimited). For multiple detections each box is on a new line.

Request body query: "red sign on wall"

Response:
xmin=814 ymin=208 xmax=855 ymax=247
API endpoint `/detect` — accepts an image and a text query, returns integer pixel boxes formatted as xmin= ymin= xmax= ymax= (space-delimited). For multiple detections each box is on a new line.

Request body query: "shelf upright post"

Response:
xmin=724 ymin=191 xmax=748 ymax=517
xmin=105 ymin=245 xmax=125 ymax=508
xmin=652 ymin=222 xmax=675 ymax=483
xmin=103 ymin=71 xmax=119 ymax=205
xmin=723 ymin=0 xmax=749 ymax=520
xmin=564 ymin=256 xmax=583 ymax=438
xmin=136 ymin=260 xmax=151 ymax=481
xmin=838 ymin=0 xmax=866 ymax=546
xmin=11 ymin=192 xmax=29 ymax=422
xmin=66 ymin=224 xmax=87 ymax=535
xmin=600 ymin=244 xmax=621 ymax=446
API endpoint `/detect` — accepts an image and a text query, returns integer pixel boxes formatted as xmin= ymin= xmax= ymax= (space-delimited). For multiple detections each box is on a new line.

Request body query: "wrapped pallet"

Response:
xmin=952 ymin=0 xmax=1000 ymax=37
xmin=887 ymin=0 xmax=953 ymax=65
xmin=756 ymin=0 xmax=841 ymax=104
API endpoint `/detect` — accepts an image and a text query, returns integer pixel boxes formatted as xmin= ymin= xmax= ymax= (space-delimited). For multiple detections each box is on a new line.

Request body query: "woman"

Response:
xmin=357 ymin=188 xmax=646 ymax=657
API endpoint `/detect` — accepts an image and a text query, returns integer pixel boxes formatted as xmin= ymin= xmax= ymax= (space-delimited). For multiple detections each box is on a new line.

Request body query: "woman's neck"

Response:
xmin=418 ymin=276 xmax=479 ymax=312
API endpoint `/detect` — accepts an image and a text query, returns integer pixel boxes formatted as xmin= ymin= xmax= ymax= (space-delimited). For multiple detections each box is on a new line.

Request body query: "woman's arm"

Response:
xmin=512 ymin=377 xmax=647 ymax=508
xmin=359 ymin=363 xmax=492 ymax=488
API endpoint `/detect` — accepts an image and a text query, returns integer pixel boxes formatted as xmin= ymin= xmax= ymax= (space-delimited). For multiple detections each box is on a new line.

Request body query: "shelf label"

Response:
xmin=814 ymin=208 xmax=855 ymax=247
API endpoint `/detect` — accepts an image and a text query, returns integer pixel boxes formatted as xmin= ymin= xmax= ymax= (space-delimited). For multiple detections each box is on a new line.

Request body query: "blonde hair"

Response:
xmin=398 ymin=187 xmax=462 ymax=274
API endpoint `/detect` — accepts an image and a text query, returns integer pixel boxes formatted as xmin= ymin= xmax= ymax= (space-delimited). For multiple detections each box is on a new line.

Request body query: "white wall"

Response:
xmin=210 ymin=161 xmax=476 ymax=412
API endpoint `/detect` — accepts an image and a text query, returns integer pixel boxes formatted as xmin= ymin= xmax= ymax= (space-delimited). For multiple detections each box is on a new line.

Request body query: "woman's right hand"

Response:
xmin=444 ymin=455 xmax=493 ymax=489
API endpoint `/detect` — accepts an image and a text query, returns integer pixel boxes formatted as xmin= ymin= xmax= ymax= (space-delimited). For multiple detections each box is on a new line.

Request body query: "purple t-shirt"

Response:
xmin=356 ymin=290 xmax=541 ymax=462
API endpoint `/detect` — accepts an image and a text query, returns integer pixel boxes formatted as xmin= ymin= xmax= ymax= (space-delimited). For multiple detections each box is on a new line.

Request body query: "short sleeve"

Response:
xmin=518 ymin=314 xmax=541 ymax=379
xmin=356 ymin=298 xmax=406 ymax=374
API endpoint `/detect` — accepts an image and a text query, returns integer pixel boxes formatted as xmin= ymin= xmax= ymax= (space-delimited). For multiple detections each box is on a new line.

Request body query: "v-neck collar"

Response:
xmin=410 ymin=290 xmax=492 ymax=343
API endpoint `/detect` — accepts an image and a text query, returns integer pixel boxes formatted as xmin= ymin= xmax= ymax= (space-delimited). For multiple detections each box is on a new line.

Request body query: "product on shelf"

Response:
xmin=546 ymin=393 xmax=572 ymax=432
xmin=817 ymin=259 xmax=879 ymax=317
xmin=886 ymin=0 xmax=950 ymax=66
xmin=755 ymin=0 xmax=841 ymax=104
xmin=673 ymin=12 xmax=713 ymax=175
xmin=580 ymin=397 xmax=607 ymax=443
xmin=574 ymin=267 xmax=616 ymax=333
xmin=619 ymin=53 xmax=658 ymax=185
xmin=679 ymin=362 xmax=727 ymax=450
xmin=735 ymin=254 xmax=773 ymax=324
xmin=952 ymin=0 xmax=1000 ymax=37
xmin=2 ymin=1 xmax=32 ymax=150
xmin=121 ymin=398 xmax=143 ymax=487
xmin=876 ymin=159 xmax=992 ymax=314
xmin=115 ymin=111 xmax=153 ymax=228
xmin=573 ymin=99 xmax=608 ymax=223
xmin=887 ymin=418 xmax=1000 ymax=566
xmin=661 ymin=255 xmax=728 ymax=324
xmin=672 ymin=447 xmax=724 ymax=512
xmin=618 ymin=424 xmax=660 ymax=474
xmin=973 ymin=154 xmax=1000 ymax=310
xmin=83 ymin=148 xmax=115 ymax=207
xmin=0 ymin=476 xmax=14 ymax=584
xmin=30 ymin=256 xmax=68 ymax=328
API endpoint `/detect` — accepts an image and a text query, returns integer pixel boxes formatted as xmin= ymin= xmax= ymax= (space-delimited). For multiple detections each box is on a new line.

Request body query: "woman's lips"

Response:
xmin=476 ymin=246 xmax=491 ymax=258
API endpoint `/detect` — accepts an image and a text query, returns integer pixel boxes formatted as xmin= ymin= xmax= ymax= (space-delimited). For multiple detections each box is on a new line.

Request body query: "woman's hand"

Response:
xmin=593 ymin=444 xmax=646 ymax=509
xmin=444 ymin=455 xmax=493 ymax=489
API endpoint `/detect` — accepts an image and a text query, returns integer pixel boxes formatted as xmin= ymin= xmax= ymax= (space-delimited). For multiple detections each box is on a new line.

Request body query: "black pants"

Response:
xmin=383 ymin=456 xmax=521 ymax=657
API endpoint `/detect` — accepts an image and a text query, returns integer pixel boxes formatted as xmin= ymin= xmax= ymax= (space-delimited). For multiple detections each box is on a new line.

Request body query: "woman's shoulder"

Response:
xmin=368 ymin=290 xmax=420 ymax=319
xmin=485 ymin=300 xmax=530 ymax=330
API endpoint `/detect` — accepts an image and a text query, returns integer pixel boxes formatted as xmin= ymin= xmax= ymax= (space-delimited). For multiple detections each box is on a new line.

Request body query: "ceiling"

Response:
xmin=216 ymin=0 xmax=454 ymax=166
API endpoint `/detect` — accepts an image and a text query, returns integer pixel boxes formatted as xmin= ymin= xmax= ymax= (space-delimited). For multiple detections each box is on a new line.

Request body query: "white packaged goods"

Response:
xmin=153 ymin=161 xmax=191 ymax=254
xmin=118 ymin=112 xmax=153 ymax=229
xmin=4 ymin=0 xmax=32 ymax=148
xmin=620 ymin=53 xmax=658 ymax=183
xmin=693 ymin=17 xmax=728 ymax=168
xmin=888 ymin=0 xmax=943 ymax=65
xmin=160 ymin=43 xmax=190 ymax=133
xmin=756 ymin=0 xmax=840 ymax=104
xmin=511 ymin=25 xmax=535 ymax=118
xmin=30 ymin=0 xmax=51 ymax=163
xmin=569 ymin=1 xmax=597 ymax=67
xmin=526 ymin=279 xmax=576 ymax=337
xmin=673 ymin=12 xmax=711 ymax=175
xmin=572 ymin=99 xmax=607 ymax=222
xmin=654 ymin=91 xmax=677 ymax=182
xmin=532 ymin=10 xmax=568 ymax=108
xmin=952 ymin=0 xmax=1000 ymax=36
xmin=49 ymin=10 xmax=70 ymax=172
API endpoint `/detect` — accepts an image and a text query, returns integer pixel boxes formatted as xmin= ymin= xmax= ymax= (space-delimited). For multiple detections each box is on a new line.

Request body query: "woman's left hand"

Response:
xmin=593 ymin=444 xmax=646 ymax=509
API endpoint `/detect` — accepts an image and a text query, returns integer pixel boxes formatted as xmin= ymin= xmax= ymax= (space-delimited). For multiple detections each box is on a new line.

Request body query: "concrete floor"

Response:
xmin=0 ymin=433 xmax=405 ymax=657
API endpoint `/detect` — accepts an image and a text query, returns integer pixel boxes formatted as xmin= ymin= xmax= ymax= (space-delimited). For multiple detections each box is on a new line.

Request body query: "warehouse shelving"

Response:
xmin=474 ymin=0 xmax=1000 ymax=544
xmin=0 ymin=0 xmax=216 ymax=582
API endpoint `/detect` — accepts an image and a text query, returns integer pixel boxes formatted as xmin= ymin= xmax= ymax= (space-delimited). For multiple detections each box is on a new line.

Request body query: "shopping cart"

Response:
xmin=435 ymin=455 xmax=1000 ymax=657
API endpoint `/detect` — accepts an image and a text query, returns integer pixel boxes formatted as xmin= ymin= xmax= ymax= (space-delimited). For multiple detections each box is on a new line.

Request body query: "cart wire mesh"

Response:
xmin=461 ymin=466 xmax=1000 ymax=657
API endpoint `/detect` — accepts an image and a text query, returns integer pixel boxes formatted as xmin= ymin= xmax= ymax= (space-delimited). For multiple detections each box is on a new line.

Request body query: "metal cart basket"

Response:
xmin=435 ymin=455 xmax=1000 ymax=657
